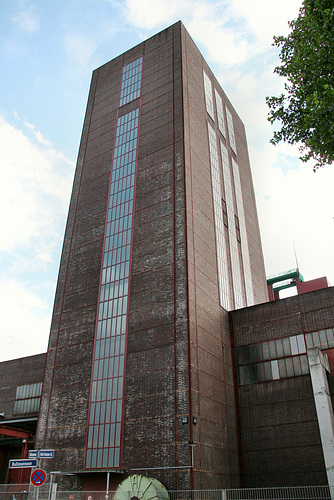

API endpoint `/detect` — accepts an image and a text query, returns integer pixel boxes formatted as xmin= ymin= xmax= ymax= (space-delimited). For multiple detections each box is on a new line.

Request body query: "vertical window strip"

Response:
xmin=215 ymin=90 xmax=226 ymax=137
xmin=203 ymin=70 xmax=215 ymax=121
xmin=225 ymin=107 xmax=237 ymax=155
xmin=231 ymin=159 xmax=254 ymax=306
xmin=86 ymin=107 xmax=140 ymax=470
xmin=119 ymin=57 xmax=143 ymax=107
xmin=220 ymin=142 xmax=244 ymax=309
xmin=207 ymin=122 xmax=230 ymax=311
xmin=237 ymin=354 xmax=310 ymax=385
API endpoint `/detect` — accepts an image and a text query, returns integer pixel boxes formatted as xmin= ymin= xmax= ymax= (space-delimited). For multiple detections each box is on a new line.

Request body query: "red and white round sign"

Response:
xmin=30 ymin=469 xmax=47 ymax=487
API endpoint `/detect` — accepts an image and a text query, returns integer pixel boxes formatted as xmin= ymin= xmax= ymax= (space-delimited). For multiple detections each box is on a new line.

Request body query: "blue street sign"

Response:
xmin=28 ymin=449 xmax=54 ymax=459
xmin=9 ymin=459 xmax=37 ymax=468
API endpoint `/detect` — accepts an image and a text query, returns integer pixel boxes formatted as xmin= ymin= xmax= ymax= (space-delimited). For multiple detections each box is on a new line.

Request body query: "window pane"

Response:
xmin=257 ymin=363 xmax=265 ymax=382
xmin=327 ymin=329 xmax=334 ymax=348
xmin=264 ymin=362 xmax=272 ymax=381
xmin=286 ymin=357 xmax=294 ymax=377
xmin=300 ymin=355 xmax=310 ymax=375
xmin=262 ymin=342 xmax=270 ymax=360
xmin=313 ymin=331 xmax=321 ymax=347
xmin=290 ymin=336 xmax=298 ymax=355
xmin=244 ymin=364 xmax=258 ymax=384
xmin=278 ymin=359 xmax=287 ymax=379
xmin=238 ymin=367 xmax=245 ymax=385
xmin=293 ymin=356 xmax=302 ymax=376
xmin=276 ymin=339 xmax=284 ymax=358
xmin=86 ymin=450 xmax=91 ymax=468
xmin=297 ymin=334 xmax=306 ymax=353
xmin=271 ymin=360 xmax=280 ymax=380
xmin=255 ymin=344 xmax=263 ymax=362
xmin=269 ymin=341 xmax=277 ymax=359
xmin=283 ymin=338 xmax=291 ymax=356
xmin=305 ymin=333 xmax=313 ymax=349
xmin=319 ymin=330 xmax=328 ymax=349
xmin=97 ymin=449 xmax=103 ymax=468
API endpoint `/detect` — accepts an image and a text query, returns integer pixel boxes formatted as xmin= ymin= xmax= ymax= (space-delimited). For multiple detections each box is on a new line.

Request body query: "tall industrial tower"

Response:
xmin=36 ymin=21 xmax=267 ymax=491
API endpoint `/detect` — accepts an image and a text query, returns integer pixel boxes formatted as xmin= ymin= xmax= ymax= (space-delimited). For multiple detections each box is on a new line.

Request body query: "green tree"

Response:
xmin=266 ymin=0 xmax=334 ymax=169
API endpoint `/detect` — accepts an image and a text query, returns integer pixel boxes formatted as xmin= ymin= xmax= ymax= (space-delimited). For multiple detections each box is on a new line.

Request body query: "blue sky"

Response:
xmin=1 ymin=0 xmax=333 ymax=362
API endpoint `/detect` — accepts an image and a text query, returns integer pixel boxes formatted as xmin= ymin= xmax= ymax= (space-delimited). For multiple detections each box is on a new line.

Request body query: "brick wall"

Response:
xmin=232 ymin=287 xmax=334 ymax=486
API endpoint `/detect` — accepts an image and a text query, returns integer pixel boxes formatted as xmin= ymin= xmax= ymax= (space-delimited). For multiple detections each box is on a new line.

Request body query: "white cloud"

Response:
xmin=188 ymin=7 xmax=250 ymax=66
xmin=250 ymin=142 xmax=334 ymax=284
xmin=0 ymin=115 xmax=74 ymax=361
xmin=123 ymin=0 xmax=184 ymax=29
xmin=228 ymin=0 xmax=301 ymax=46
xmin=0 ymin=280 xmax=50 ymax=362
xmin=23 ymin=120 xmax=52 ymax=148
xmin=63 ymin=32 xmax=98 ymax=68
xmin=10 ymin=2 xmax=39 ymax=35
xmin=120 ymin=0 xmax=334 ymax=291
xmin=121 ymin=0 xmax=301 ymax=67
xmin=0 ymin=115 xmax=74 ymax=251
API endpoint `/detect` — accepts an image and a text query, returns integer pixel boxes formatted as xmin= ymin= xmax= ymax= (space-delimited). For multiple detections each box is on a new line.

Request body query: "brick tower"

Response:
xmin=36 ymin=21 xmax=267 ymax=491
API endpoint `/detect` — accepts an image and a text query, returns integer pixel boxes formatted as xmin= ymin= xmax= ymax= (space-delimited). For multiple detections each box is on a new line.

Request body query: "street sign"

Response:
xmin=9 ymin=459 xmax=37 ymax=468
xmin=29 ymin=449 xmax=54 ymax=459
xmin=30 ymin=469 xmax=47 ymax=487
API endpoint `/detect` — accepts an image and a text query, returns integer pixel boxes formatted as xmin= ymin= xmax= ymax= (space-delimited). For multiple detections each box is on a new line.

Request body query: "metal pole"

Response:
xmin=106 ymin=472 xmax=110 ymax=500
xmin=34 ymin=450 xmax=40 ymax=500
xmin=308 ymin=348 xmax=334 ymax=498
xmin=48 ymin=473 xmax=54 ymax=500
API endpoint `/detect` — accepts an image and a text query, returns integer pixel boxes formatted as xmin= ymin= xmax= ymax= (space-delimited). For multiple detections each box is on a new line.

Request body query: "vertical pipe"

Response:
xmin=106 ymin=472 xmax=110 ymax=500
xmin=308 ymin=348 xmax=334 ymax=493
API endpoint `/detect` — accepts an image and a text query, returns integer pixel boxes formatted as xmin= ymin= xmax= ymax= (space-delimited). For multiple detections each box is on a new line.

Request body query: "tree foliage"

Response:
xmin=266 ymin=0 xmax=334 ymax=169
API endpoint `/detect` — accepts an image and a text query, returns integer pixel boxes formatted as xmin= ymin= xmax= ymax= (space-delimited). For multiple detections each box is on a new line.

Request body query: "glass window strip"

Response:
xmin=225 ymin=107 xmax=237 ymax=155
xmin=236 ymin=328 xmax=334 ymax=385
xmin=220 ymin=141 xmax=244 ymax=309
xmin=203 ymin=71 xmax=215 ymax=121
xmin=237 ymin=354 xmax=310 ymax=386
xmin=13 ymin=397 xmax=41 ymax=415
xmin=15 ymin=382 xmax=42 ymax=400
xmin=231 ymin=158 xmax=254 ymax=306
xmin=215 ymin=90 xmax=226 ymax=137
xmin=86 ymin=107 xmax=140 ymax=470
xmin=119 ymin=58 xmax=143 ymax=107
xmin=207 ymin=122 xmax=230 ymax=310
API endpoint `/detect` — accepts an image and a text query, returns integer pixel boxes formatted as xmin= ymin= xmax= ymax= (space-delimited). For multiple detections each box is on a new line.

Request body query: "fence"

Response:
xmin=0 ymin=485 xmax=333 ymax=500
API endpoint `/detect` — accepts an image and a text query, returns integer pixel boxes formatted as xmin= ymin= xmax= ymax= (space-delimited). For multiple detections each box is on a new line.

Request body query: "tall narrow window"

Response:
xmin=232 ymin=159 xmax=254 ymax=306
xmin=203 ymin=70 xmax=215 ymax=121
xmin=119 ymin=57 xmax=143 ymax=106
xmin=207 ymin=122 xmax=230 ymax=310
xmin=215 ymin=90 xmax=226 ymax=137
xmin=86 ymin=57 xmax=143 ymax=470
xmin=221 ymin=142 xmax=244 ymax=309
xmin=226 ymin=107 xmax=237 ymax=155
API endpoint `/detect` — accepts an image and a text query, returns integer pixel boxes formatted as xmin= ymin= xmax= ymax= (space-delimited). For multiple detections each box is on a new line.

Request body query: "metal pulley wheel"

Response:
xmin=114 ymin=475 xmax=169 ymax=500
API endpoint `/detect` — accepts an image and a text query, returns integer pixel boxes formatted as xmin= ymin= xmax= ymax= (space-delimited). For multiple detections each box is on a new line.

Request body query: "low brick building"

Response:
xmin=0 ymin=354 xmax=46 ymax=484
xmin=232 ymin=287 xmax=334 ymax=486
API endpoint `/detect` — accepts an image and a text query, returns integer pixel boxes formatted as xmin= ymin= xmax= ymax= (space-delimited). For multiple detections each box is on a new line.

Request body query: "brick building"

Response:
xmin=0 ymin=21 xmax=334 ymax=492
xmin=232 ymin=286 xmax=334 ymax=486
xmin=34 ymin=21 xmax=267 ymax=491
xmin=0 ymin=354 xmax=46 ymax=484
